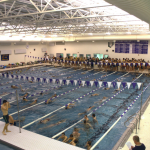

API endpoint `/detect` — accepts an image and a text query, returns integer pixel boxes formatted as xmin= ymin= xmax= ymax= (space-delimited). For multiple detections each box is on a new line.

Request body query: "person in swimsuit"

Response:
xmin=28 ymin=80 xmax=33 ymax=83
xmin=19 ymin=84 xmax=25 ymax=92
xmin=70 ymin=139 xmax=78 ymax=146
xmin=65 ymin=103 xmax=75 ymax=109
xmin=0 ymin=92 xmax=9 ymax=96
xmin=91 ymin=93 xmax=99 ymax=96
xmin=78 ymin=106 xmax=95 ymax=116
xmin=85 ymin=141 xmax=92 ymax=150
xmin=1 ymin=100 xmax=12 ymax=135
xmin=39 ymin=119 xmax=66 ymax=130
xmin=67 ymin=76 xmax=71 ymax=79
xmin=84 ymin=115 xmax=89 ymax=122
xmin=21 ymin=93 xmax=29 ymax=102
xmin=57 ymin=132 xmax=68 ymax=142
xmin=114 ymin=88 xmax=120 ymax=93
xmin=46 ymin=94 xmax=57 ymax=104
xmin=92 ymin=114 xmax=98 ymax=124
xmin=11 ymin=85 xmax=18 ymax=89
xmin=64 ymin=134 xmax=76 ymax=143
xmin=39 ymin=115 xmax=56 ymax=124
xmin=104 ymin=87 xmax=110 ymax=90
xmin=82 ymin=120 xmax=93 ymax=130
xmin=72 ymin=128 xmax=80 ymax=139
xmin=92 ymin=79 xmax=96 ymax=81
xmin=9 ymin=116 xmax=25 ymax=126
xmin=81 ymin=72 xmax=86 ymax=74
xmin=94 ymin=97 xmax=107 ymax=104
xmin=22 ymin=99 xmax=38 ymax=108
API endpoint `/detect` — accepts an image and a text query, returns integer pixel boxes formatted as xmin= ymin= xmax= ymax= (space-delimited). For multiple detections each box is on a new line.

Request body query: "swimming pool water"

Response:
xmin=0 ymin=66 xmax=149 ymax=150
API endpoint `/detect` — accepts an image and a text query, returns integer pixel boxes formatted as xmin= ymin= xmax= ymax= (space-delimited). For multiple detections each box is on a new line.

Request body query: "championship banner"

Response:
xmin=1 ymin=54 xmax=9 ymax=61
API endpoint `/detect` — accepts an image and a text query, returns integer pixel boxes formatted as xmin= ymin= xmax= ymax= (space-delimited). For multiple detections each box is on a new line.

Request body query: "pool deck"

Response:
xmin=120 ymin=102 xmax=150 ymax=150
xmin=0 ymin=121 xmax=85 ymax=150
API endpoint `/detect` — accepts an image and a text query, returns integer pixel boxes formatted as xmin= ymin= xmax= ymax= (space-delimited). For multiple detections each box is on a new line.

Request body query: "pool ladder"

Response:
xmin=124 ymin=112 xmax=141 ymax=134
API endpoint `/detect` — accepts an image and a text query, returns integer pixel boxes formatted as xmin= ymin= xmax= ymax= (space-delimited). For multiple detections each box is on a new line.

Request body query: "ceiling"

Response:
xmin=0 ymin=0 xmax=149 ymax=38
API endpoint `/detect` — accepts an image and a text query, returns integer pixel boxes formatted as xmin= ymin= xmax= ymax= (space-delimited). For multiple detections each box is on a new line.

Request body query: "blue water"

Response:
xmin=0 ymin=67 xmax=149 ymax=150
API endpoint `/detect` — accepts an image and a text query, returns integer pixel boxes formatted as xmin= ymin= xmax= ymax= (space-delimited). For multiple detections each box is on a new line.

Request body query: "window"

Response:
xmin=86 ymin=54 xmax=91 ymax=58
xmin=73 ymin=54 xmax=77 ymax=58
xmin=94 ymin=54 xmax=103 ymax=59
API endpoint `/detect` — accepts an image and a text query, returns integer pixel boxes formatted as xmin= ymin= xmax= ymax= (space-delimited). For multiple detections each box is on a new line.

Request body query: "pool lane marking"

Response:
xmin=51 ymin=72 xmax=142 ymax=139
xmin=21 ymin=72 xmax=125 ymax=129
xmin=2 ymin=70 xmax=106 ymax=119
xmin=91 ymin=78 xmax=148 ymax=150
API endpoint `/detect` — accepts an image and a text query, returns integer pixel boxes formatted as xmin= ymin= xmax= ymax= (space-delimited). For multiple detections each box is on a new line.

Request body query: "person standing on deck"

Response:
xmin=1 ymin=100 xmax=12 ymax=135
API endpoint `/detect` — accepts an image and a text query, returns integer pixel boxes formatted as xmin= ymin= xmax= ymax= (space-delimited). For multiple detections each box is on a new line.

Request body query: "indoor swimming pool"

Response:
xmin=0 ymin=66 xmax=150 ymax=150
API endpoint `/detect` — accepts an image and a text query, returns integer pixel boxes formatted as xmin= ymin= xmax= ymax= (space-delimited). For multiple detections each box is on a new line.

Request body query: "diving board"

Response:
xmin=0 ymin=121 xmax=85 ymax=150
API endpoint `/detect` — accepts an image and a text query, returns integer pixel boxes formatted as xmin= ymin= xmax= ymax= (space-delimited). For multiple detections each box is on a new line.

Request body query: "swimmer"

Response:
xmin=21 ymin=93 xmax=29 ymax=102
xmin=39 ymin=119 xmax=66 ymax=130
xmin=39 ymin=115 xmax=56 ymax=124
xmin=46 ymin=94 xmax=57 ymax=104
xmin=91 ymin=93 xmax=99 ymax=96
xmin=65 ymin=103 xmax=75 ymax=109
xmin=57 ymin=133 xmax=68 ymax=142
xmin=0 ymin=92 xmax=9 ymax=96
xmin=9 ymin=116 xmax=25 ymax=126
xmin=19 ymin=84 xmax=26 ymax=92
xmin=81 ymin=72 xmax=86 ymax=74
xmin=94 ymin=97 xmax=107 ymax=104
xmin=67 ymin=76 xmax=71 ymax=79
xmin=22 ymin=99 xmax=38 ymax=108
xmin=92 ymin=114 xmax=98 ymax=124
xmin=70 ymin=139 xmax=78 ymax=146
xmin=64 ymin=134 xmax=76 ymax=143
xmin=84 ymin=115 xmax=89 ymax=122
xmin=72 ymin=128 xmax=80 ymax=139
xmin=28 ymin=80 xmax=33 ymax=83
xmin=11 ymin=85 xmax=18 ymax=89
xmin=102 ymin=75 xmax=107 ymax=77
xmin=114 ymin=88 xmax=120 ymax=93
xmin=85 ymin=141 xmax=92 ymax=150
xmin=82 ymin=120 xmax=93 ymax=130
xmin=92 ymin=79 xmax=96 ymax=81
xmin=104 ymin=87 xmax=110 ymax=90
xmin=78 ymin=106 xmax=95 ymax=116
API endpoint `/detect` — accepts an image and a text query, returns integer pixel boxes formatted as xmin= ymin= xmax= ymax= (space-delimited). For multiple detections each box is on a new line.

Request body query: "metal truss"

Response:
xmin=0 ymin=0 xmax=148 ymax=36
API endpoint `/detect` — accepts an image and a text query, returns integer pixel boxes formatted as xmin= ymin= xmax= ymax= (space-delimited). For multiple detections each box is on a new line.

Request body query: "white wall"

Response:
xmin=48 ymin=40 xmax=150 ymax=61
xmin=0 ymin=43 xmax=47 ymax=65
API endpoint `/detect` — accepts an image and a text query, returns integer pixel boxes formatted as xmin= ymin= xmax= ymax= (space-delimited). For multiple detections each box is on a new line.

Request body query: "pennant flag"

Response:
xmin=26 ymin=77 xmax=29 ymax=80
xmin=82 ymin=81 xmax=85 ymax=86
xmin=46 ymin=78 xmax=49 ymax=83
xmin=66 ymin=80 xmax=70 ymax=85
xmin=18 ymin=75 xmax=21 ymax=80
xmin=103 ymin=82 xmax=107 ymax=87
xmin=132 ymin=82 xmax=136 ymax=89
xmin=98 ymin=81 xmax=102 ymax=87
xmin=63 ymin=80 xmax=66 ymax=84
xmin=34 ymin=77 xmax=37 ymax=82
xmin=90 ymin=81 xmax=94 ymax=87
xmin=21 ymin=76 xmax=23 ymax=79
xmin=94 ymin=81 xmax=98 ymax=87
xmin=56 ymin=79 xmax=59 ymax=84
xmin=59 ymin=79 xmax=62 ymax=84
xmin=0 ymin=73 xmax=2 ymax=76
xmin=78 ymin=80 xmax=82 ymax=86
xmin=137 ymin=83 xmax=142 ymax=89
xmin=38 ymin=57 xmax=39 ymax=59
xmin=127 ymin=82 xmax=131 ymax=89
xmin=9 ymin=75 xmax=12 ymax=79
xmin=74 ymin=80 xmax=77 ymax=86
xmin=53 ymin=79 xmax=56 ymax=83
xmin=4 ymin=74 xmax=7 ymax=78
xmin=43 ymin=78 xmax=46 ymax=83
xmin=70 ymin=80 xmax=74 ymax=85
xmin=40 ymin=78 xmax=43 ymax=82
xmin=37 ymin=78 xmax=40 ymax=82
xmin=50 ymin=79 xmax=52 ymax=83
xmin=117 ymin=82 xmax=121 ymax=89
xmin=28 ymin=77 xmax=31 ymax=80
xmin=86 ymin=81 xmax=90 ymax=86
xmin=23 ymin=76 xmax=26 ymax=80
xmin=107 ymin=82 xmax=111 ymax=88
xmin=122 ymin=82 xmax=126 ymax=88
